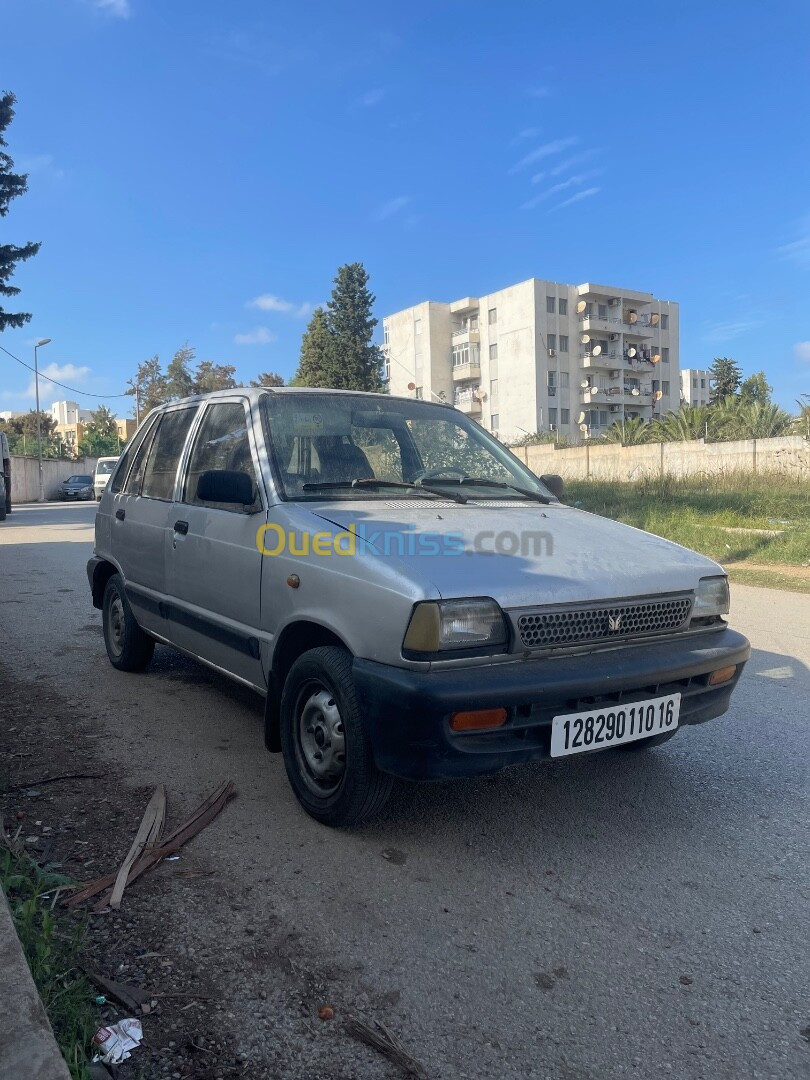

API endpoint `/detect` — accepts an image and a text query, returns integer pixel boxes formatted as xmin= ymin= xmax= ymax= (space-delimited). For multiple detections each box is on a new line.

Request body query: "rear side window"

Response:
xmin=111 ymin=417 xmax=156 ymax=494
xmin=183 ymin=401 xmax=260 ymax=512
xmin=140 ymin=408 xmax=198 ymax=501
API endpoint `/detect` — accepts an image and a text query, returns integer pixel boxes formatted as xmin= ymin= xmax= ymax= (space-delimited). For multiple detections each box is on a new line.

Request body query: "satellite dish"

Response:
xmin=628 ymin=310 xmax=638 ymax=324
xmin=631 ymin=388 xmax=640 ymax=397
xmin=407 ymin=382 xmax=416 ymax=391
xmin=592 ymin=344 xmax=602 ymax=356
xmin=650 ymin=313 xmax=660 ymax=326
xmin=579 ymin=423 xmax=589 ymax=432
xmin=577 ymin=411 xmax=586 ymax=423
xmin=581 ymin=334 xmax=590 ymax=344
xmin=627 ymin=347 xmax=637 ymax=358
xmin=651 ymin=354 xmax=661 ymax=364
xmin=655 ymin=390 xmax=663 ymax=401
xmin=580 ymin=379 xmax=590 ymax=388
xmin=576 ymin=300 xmax=587 ymax=314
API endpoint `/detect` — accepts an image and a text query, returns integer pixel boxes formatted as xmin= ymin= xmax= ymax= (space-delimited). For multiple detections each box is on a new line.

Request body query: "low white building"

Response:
xmin=680 ymin=369 xmax=712 ymax=408
xmin=50 ymin=400 xmax=94 ymax=426
xmin=383 ymin=277 xmax=680 ymax=444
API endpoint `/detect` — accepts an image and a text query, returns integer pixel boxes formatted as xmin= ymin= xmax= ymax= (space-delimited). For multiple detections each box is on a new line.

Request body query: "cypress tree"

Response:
xmin=0 ymin=93 xmax=41 ymax=330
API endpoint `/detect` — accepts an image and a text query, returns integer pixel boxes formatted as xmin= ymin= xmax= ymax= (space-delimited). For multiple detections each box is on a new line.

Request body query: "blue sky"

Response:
xmin=2 ymin=0 xmax=809 ymax=415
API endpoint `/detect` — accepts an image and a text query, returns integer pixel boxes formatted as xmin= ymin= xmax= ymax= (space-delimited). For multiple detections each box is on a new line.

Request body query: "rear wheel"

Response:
xmin=280 ymin=646 xmax=393 ymax=827
xmin=102 ymin=574 xmax=155 ymax=672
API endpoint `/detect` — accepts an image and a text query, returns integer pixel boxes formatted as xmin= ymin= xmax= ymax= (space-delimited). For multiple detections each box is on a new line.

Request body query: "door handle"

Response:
xmin=115 ymin=508 xmax=125 ymax=521
xmin=174 ymin=520 xmax=189 ymax=535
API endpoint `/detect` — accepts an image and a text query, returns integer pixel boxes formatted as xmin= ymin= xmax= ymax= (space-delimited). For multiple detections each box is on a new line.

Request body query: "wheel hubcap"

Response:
xmin=298 ymin=688 xmax=346 ymax=794
xmin=108 ymin=596 xmax=125 ymax=656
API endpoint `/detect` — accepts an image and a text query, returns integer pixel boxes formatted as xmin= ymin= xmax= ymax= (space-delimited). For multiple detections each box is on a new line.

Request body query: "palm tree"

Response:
xmin=652 ymin=403 xmax=712 ymax=442
xmin=720 ymin=401 xmax=794 ymax=439
xmin=794 ymin=395 xmax=810 ymax=439
xmin=600 ymin=417 xmax=651 ymax=445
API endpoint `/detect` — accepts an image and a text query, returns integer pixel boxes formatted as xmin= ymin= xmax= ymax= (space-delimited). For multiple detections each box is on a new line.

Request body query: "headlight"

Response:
xmin=693 ymin=576 xmax=730 ymax=618
xmin=403 ymin=598 xmax=508 ymax=656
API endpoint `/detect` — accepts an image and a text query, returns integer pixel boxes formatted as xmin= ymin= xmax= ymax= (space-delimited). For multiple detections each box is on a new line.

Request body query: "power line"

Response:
xmin=0 ymin=343 xmax=131 ymax=398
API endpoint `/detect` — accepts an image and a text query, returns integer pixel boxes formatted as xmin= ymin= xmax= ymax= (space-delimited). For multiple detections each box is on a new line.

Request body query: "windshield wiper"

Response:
xmin=453 ymin=478 xmax=552 ymax=504
xmin=302 ymin=478 xmax=468 ymax=504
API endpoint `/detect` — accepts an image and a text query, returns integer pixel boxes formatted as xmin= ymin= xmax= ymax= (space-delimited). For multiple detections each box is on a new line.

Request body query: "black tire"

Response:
xmin=0 ymin=504 xmax=6 ymax=522
xmin=280 ymin=646 xmax=394 ymax=827
xmin=102 ymin=573 xmax=155 ymax=672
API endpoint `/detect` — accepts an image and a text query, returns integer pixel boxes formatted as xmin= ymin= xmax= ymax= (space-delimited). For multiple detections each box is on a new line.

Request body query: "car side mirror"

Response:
xmin=540 ymin=473 xmax=564 ymax=500
xmin=196 ymin=470 xmax=255 ymax=506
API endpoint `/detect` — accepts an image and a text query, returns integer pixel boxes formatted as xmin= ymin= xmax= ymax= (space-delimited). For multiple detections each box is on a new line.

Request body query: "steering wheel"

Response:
xmin=412 ymin=466 xmax=468 ymax=483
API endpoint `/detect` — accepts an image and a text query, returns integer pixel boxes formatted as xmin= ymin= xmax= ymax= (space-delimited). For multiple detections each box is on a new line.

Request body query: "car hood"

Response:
xmin=307 ymin=499 xmax=723 ymax=608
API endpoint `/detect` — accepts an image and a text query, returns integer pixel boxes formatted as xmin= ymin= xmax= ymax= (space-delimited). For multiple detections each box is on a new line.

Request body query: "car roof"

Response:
xmin=153 ymin=387 xmax=454 ymax=410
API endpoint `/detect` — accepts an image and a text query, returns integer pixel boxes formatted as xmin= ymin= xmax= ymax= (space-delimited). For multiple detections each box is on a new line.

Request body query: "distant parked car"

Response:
xmin=94 ymin=456 xmax=119 ymax=500
xmin=58 ymin=474 xmax=95 ymax=501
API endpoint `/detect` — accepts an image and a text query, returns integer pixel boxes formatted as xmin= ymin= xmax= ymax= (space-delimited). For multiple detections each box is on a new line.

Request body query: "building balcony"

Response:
xmin=452 ymin=361 xmax=481 ymax=381
xmin=454 ymin=389 xmax=482 ymax=414
xmin=581 ymin=351 xmax=623 ymax=370
xmin=450 ymin=297 xmax=480 ymax=315
xmin=451 ymin=326 xmax=480 ymax=344
xmin=578 ymin=314 xmax=623 ymax=334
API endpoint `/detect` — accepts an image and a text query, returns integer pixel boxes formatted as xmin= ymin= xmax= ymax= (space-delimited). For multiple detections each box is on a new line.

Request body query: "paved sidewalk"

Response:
xmin=0 ymin=889 xmax=71 ymax=1080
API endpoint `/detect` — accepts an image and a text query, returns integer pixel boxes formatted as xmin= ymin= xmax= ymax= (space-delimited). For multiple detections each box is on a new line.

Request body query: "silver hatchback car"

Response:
xmin=88 ymin=389 xmax=749 ymax=825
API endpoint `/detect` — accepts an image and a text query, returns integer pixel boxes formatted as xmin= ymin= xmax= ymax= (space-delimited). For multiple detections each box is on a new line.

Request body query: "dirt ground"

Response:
xmin=0 ymin=663 xmax=403 ymax=1080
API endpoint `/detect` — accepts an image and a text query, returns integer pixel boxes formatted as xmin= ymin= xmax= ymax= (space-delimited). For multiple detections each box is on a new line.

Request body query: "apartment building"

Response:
xmin=49 ymin=400 xmax=136 ymax=454
xmin=51 ymin=400 xmax=94 ymax=426
xmin=382 ymin=278 xmax=679 ymax=444
xmin=680 ymin=368 xmax=712 ymax=408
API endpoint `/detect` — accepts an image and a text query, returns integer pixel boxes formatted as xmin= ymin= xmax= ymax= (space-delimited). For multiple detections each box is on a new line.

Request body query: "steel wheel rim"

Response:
xmin=108 ymin=596 xmax=125 ymax=657
xmin=296 ymin=684 xmax=346 ymax=797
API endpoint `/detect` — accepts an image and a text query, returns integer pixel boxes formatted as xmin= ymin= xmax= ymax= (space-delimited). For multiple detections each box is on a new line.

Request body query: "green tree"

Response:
xmin=250 ymin=371 xmax=285 ymax=387
xmin=6 ymin=409 xmax=59 ymax=456
xmin=293 ymin=306 xmax=332 ymax=386
xmin=0 ymin=93 xmax=41 ymax=331
xmin=652 ymin=403 xmax=713 ymax=442
xmin=166 ymin=343 xmax=196 ymax=399
xmin=193 ymin=360 xmax=237 ymax=393
xmin=708 ymin=356 xmax=743 ymax=403
xmin=795 ymin=394 xmax=810 ymax=439
xmin=323 ymin=263 xmax=384 ymax=391
xmin=127 ymin=355 xmax=168 ymax=418
xmin=718 ymin=401 xmax=794 ymax=440
xmin=600 ymin=417 xmax=651 ymax=445
xmin=739 ymin=371 xmax=772 ymax=406
xmin=78 ymin=405 xmax=120 ymax=457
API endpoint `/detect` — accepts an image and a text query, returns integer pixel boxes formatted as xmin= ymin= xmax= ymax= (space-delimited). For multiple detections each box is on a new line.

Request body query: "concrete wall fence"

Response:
xmin=9 ymin=455 xmax=99 ymax=503
xmin=511 ymin=436 xmax=810 ymax=483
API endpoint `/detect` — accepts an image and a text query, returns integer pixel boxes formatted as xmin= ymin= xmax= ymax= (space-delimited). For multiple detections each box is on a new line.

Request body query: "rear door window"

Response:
xmin=140 ymin=407 xmax=198 ymax=501
xmin=111 ymin=416 xmax=157 ymax=494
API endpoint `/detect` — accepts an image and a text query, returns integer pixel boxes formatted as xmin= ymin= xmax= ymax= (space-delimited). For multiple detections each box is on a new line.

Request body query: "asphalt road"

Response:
xmin=1 ymin=502 xmax=808 ymax=1079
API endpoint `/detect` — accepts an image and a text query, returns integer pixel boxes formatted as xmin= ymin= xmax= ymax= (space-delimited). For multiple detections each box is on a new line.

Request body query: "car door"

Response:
xmin=166 ymin=397 xmax=266 ymax=689
xmin=110 ymin=406 xmax=199 ymax=636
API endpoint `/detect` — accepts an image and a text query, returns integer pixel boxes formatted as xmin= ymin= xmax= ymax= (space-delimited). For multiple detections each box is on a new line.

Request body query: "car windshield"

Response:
xmin=67 ymin=475 xmax=92 ymax=484
xmin=262 ymin=393 xmax=552 ymax=501
xmin=96 ymin=461 xmax=117 ymax=475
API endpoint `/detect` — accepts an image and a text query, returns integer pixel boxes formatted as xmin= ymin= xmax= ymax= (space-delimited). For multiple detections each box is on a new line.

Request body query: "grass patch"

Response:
xmin=567 ymin=473 xmax=810 ymax=571
xmin=0 ymin=847 xmax=96 ymax=1079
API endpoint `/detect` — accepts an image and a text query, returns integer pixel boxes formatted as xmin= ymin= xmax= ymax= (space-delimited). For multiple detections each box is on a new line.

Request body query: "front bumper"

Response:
xmin=353 ymin=628 xmax=750 ymax=780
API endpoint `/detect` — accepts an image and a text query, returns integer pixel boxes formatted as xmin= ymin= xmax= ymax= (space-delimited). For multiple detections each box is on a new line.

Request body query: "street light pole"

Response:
xmin=33 ymin=338 xmax=52 ymax=502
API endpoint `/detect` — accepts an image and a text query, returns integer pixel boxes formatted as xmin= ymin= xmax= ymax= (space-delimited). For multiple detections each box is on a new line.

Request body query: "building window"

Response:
xmin=383 ymin=323 xmax=390 ymax=345
xmin=547 ymin=334 xmax=556 ymax=351
xmin=692 ymin=399 xmax=698 ymax=407
xmin=546 ymin=296 xmax=556 ymax=314
xmin=598 ymin=303 xmax=608 ymax=319
xmin=488 ymin=307 xmax=497 ymax=325
xmin=383 ymin=357 xmax=390 ymax=381
xmin=652 ymin=380 xmax=660 ymax=392
xmin=547 ymin=371 xmax=556 ymax=387
xmin=692 ymin=377 xmax=698 ymax=388
xmin=662 ymin=347 xmax=669 ymax=363
xmin=599 ymin=410 xmax=608 ymax=426
xmin=414 ymin=318 xmax=422 ymax=335
xmin=559 ymin=371 xmax=569 ymax=388
xmin=489 ymin=343 xmax=498 ymax=360
xmin=701 ymin=378 xmax=706 ymax=388
xmin=561 ymin=408 xmax=570 ymax=424
xmin=549 ymin=407 xmax=557 ymax=425
xmin=661 ymin=313 xmax=669 ymax=329
xmin=452 ymin=343 xmax=481 ymax=367
xmin=415 ymin=386 xmax=423 ymax=399
xmin=558 ymin=298 xmax=568 ymax=316
xmin=490 ymin=379 xmax=499 ymax=401
xmin=663 ymin=381 xmax=670 ymax=395
xmin=559 ymin=335 xmax=568 ymax=352
xmin=490 ymin=413 xmax=499 ymax=430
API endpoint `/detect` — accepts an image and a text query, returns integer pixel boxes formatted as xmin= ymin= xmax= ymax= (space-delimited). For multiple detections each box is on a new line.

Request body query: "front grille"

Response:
xmin=516 ymin=595 xmax=692 ymax=649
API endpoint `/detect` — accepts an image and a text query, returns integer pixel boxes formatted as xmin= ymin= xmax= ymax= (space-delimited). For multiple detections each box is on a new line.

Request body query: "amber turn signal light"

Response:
xmin=708 ymin=665 xmax=737 ymax=686
xmin=450 ymin=708 xmax=507 ymax=732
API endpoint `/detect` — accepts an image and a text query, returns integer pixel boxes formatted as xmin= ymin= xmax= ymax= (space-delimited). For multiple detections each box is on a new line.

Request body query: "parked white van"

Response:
xmin=94 ymin=456 xmax=119 ymax=501
xmin=88 ymin=389 xmax=750 ymax=826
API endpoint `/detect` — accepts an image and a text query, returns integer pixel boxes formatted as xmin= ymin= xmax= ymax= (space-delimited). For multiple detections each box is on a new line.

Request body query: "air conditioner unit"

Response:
xmin=609 ymin=369 xmax=620 ymax=379
xmin=548 ymin=348 xmax=556 ymax=357
xmin=609 ymin=297 xmax=621 ymax=307
xmin=610 ymin=333 xmax=619 ymax=341
xmin=610 ymin=404 xmax=620 ymax=413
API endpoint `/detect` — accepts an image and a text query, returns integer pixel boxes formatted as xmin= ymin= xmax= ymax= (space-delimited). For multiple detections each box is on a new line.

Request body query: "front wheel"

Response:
xmin=280 ymin=646 xmax=394 ymax=826
xmin=102 ymin=574 xmax=155 ymax=672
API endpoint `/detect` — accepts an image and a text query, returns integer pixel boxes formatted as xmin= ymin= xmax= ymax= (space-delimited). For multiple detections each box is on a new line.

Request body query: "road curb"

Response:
xmin=0 ymin=887 xmax=72 ymax=1080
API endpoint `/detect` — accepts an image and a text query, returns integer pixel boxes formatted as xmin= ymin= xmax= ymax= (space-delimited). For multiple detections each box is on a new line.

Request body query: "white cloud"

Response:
xmin=246 ymin=294 xmax=313 ymax=318
xmin=90 ymin=0 xmax=131 ymax=17
xmin=793 ymin=341 xmax=810 ymax=362
xmin=703 ymin=320 xmax=760 ymax=342
xmin=234 ymin=326 xmax=278 ymax=346
xmin=778 ymin=215 xmax=810 ymax=268
xmin=511 ymin=127 xmax=539 ymax=144
xmin=548 ymin=187 xmax=601 ymax=213
xmin=26 ymin=363 xmax=91 ymax=398
xmin=373 ymin=195 xmax=412 ymax=221
xmin=550 ymin=149 xmax=599 ymax=177
xmin=527 ymin=86 xmax=551 ymax=98
xmin=356 ymin=88 xmax=385 ymax=107
xmin=508 ymin=137 xmax=578 ymax=174
xmin=521 ymin=171 xmax=602 ymax=210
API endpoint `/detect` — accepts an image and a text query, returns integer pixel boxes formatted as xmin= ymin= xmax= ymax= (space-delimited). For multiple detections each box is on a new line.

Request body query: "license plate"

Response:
xmin=550 ymin=693 xmax=681 ymax=758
